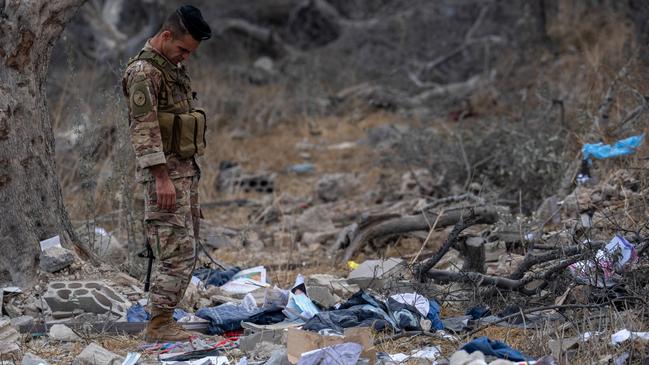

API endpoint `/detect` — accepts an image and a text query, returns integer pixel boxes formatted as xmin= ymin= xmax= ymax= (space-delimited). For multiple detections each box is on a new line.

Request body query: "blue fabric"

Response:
xmin=126 ymin=304 xmax=189 ymax=323
xmin=193 ymin=267 xmax=241 ymax=287
xmin=582 ymin=134 xmax=643 ymax=160
xmin=461 ymin=336 xmax=533 ymax=362
xmin=427 ymin=299 xmax=444 ymax=330
xmin=127 ymin=303 xmax=150 ymax=322
xmin=196 ymin=304 xmax=285 ymax=335
xmin=173 ymin=308 xmax=189 ymax=321
xmin=466 ymin=305 xmax=491 ymax=320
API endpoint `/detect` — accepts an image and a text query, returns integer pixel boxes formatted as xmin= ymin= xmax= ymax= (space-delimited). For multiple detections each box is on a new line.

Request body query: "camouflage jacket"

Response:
xmin=122 ymin=41 xmax=201 ymax=183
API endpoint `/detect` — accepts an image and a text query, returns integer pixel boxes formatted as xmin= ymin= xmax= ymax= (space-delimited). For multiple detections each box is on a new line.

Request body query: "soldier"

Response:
xmin=122 ymin=5 xmax=211 ymax=342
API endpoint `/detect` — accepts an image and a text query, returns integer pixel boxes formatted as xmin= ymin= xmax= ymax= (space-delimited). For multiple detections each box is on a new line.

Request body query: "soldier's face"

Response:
xmin=161 ymin=31 xmax=200 ymax=64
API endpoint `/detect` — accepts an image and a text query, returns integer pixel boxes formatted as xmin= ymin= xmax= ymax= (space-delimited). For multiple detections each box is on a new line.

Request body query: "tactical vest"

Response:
xmin=128 ymin=49 xmax=206 ymax=158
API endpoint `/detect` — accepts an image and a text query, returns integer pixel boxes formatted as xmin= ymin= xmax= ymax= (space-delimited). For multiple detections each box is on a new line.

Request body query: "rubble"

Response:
xmin=21 ymin=352 xmax=49 ymax=365
xmin=72 ymin=343 xmax=124 ymax=365
xmin=0 ymin=318 xmax=21 ymax=358
xmin=314 ymin=173 xmax=359 ymax=202
xmin=49 ymin=323 xmax=82 ymax=342
xmin=39 ymin=246 xmax=75 ymax=273
xmin=346 ymin=258 xmax=405 ymax=290
xmin=44 ymin=281 xmax=129 ymax=319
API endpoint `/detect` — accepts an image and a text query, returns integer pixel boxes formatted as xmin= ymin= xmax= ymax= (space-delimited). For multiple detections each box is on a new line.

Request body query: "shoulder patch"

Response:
xmin=132 ymin=90 xmax=147 ymax=106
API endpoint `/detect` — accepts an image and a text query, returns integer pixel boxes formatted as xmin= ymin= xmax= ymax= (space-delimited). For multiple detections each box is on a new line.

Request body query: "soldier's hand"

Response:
xmin=155 ymin=175 xmax=176 ymax=211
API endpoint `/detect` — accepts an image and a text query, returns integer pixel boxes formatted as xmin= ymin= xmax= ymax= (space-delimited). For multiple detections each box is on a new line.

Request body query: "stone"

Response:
xmin=240 ymin=330 xmax=286 ymax=354
xmin=39 ymin=246 xmax=74 ymax=273
xmin=306 ymin=274 xmax=358 ymax=300
xmin=314 ymin=173 xmax=359 ymax=202
xmin=305 ymin=286 xmax=339 ymax=308
xmin=0 ymin=319 xmax=20 ymax=355
xmin=294 ymin=206 xmax=336 ymax=234
xmin=363 ymin=123 xmax=410 ymax=150
xmin=347 ymin=258 xmax=406 ymax=290
xmin=72 ymin=343 xmax=123 ymax=365
xmin=21 ymin=352 xmax=49 ymax=365
xmin=399 ymin=168 xmax=438 ymax=197
xmin=49 ymin=324 xmax=81 ymax=342
xmin=253 ymin=57 xmax=275 ymax=73
xmin=10 ymin=315 xmax=34 ymax=330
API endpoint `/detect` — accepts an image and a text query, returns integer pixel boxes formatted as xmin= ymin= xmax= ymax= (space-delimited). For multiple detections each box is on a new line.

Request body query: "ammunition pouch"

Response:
xmin=158 ymin=109 xmax=207 ymax=158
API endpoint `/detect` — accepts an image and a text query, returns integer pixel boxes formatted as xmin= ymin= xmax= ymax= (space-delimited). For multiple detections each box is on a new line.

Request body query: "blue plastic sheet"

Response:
xmin=582 ymin=134 xmax=644 ymax=160
xmin=461 ymin=336 xmax=533 ymax=362
xmin=427 ymin=299 xmax=444 ymax=330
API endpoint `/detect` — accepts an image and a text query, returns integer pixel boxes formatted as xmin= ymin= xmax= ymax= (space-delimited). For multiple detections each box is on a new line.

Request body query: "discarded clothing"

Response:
xmin=390 ymin=293 xmax=429 ymax=317
xmin=302 ymin=305 xmax=394 ymax=333
xmin=461 ymin=336 xmax=533 ymax=362
xmin=303 ymin=290 xmax=422 ymax=333
xmin=427 ymin=299 xmax=444 ymax=330
xmin=582 ymin=134 xmax=643 ymax=161
xmin=466 ymin=305 xmax=491 ymax=320
xmin=127 ymin=303 xmax=150 ymax=322
xmin=386 ymin=297 xmax=421 ymax=331
xmin=126 ymin=303 xmax=188 ymax=322
xmin=193 ymin=267 xmax=241 ymax=287
xmin=297 ymin=343 xmax=362 ymax=365
xmin=196 ymin=304 xmax=284 ymax=335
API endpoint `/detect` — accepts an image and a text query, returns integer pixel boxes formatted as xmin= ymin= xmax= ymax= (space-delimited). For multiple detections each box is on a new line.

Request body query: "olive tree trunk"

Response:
xmin=0 ymin=0 xmax=91 ymax=286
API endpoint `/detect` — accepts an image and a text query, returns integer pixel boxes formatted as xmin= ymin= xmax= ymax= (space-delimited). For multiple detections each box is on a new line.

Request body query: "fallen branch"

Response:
xmin=341 ymin=206 xmax=498 ymax=262
xmin=415 ymin=215 xmax=480 ymax=281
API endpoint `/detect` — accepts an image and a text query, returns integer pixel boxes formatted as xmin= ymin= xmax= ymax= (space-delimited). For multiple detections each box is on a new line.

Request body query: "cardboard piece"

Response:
xmin=287 ymin=327 xmax=375 ymax=364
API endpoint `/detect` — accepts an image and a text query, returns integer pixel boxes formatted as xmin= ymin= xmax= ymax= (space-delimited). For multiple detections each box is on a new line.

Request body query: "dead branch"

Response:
xmin=418 ymin=193 xmax=485 ymax=212
xmin=415 ymin=215 xmax=481 ymax=280
xmin=341 ymin=206 xmax=499 ymax=262
xmin=508 ymin=241 xmax=604 ymax=280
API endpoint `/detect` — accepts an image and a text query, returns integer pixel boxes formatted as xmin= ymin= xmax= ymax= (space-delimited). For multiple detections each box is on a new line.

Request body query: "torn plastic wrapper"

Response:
xmin=582 ymin=134 xmax=644 ymax=161
xmin=568 ymin=235 xmax=638 ymax=287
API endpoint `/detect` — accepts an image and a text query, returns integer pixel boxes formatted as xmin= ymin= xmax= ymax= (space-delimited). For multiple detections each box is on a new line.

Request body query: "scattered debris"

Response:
xmin=72 ymin=343 xmax=124 ymax=365
xmin=39 ymin=237 xmax=75 ymax=273
xmin=48 ymin=323 xmax=82 ymax=342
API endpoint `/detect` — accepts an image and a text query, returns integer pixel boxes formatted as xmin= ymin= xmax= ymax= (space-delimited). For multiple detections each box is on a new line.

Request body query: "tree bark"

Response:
xmin=0 ymin=0 xmax=90 ymax=286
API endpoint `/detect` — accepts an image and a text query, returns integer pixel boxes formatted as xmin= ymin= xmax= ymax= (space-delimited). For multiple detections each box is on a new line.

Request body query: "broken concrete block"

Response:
xmin=21 ymin=352 xmax=49 ymax=365
xmin=49 ymin=324 xmax=81 ymax=342
xmin=306 ymin=286 xmax=339 ymax=309
xmin=44 ymin=281 xmax=129 ymax=319
xmin=72 ymin=343 xmax=123 ymax=365
xmin=39 ymin=246 xmax=74 ymax=273
xmin=0 ymin=318 xmax=20 ymax=343
xmin=347 ymin=258 xmax=405 ymax=290
xmin=306 ymin=274 xmax=359 ymax=300
xmin=240 ymin=330 xmax=286 ymax=354
xmin=0 ymin=319 xmax=21 ymax=360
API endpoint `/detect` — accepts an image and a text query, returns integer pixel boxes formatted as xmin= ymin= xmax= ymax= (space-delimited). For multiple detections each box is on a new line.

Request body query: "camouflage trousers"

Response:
xmin=143 ymin=175 xmax=200 ymax=312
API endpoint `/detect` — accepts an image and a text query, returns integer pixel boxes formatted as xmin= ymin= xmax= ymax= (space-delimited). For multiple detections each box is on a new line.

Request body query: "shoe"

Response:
xmin=144 ymin=309 xmax=197 ymax=342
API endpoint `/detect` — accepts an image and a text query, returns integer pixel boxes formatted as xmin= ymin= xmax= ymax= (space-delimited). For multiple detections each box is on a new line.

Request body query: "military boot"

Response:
xmin=144 ymin=309 xmax=198 ymax=342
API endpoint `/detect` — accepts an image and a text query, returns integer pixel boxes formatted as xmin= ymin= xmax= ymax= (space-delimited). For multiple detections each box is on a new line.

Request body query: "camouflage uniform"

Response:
xmin=122 ymin=42 xmax=202 ymax=312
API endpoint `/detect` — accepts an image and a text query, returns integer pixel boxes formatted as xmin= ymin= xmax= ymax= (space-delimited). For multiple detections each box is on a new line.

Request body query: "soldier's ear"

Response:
xmin=160 ymin=30 xmax=173 ymax=41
